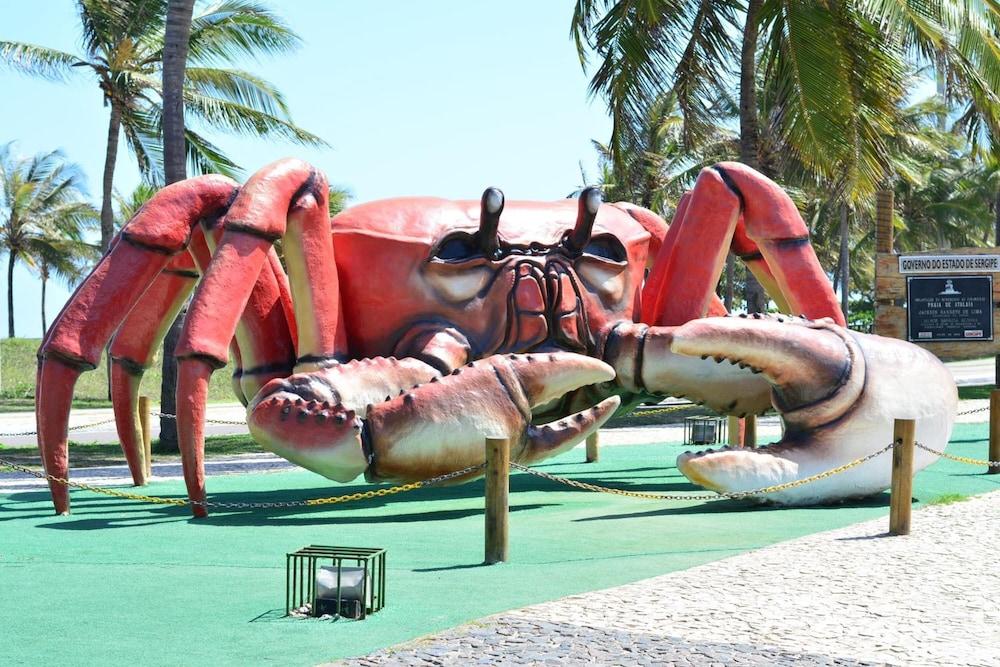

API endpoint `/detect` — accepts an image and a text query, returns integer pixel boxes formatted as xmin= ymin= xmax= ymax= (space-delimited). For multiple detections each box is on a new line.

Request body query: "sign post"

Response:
xmin=876 ymin=249 xmax=1000 ymax=360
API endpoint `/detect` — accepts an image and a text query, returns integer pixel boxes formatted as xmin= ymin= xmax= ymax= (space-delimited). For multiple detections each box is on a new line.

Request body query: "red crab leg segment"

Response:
xmin=627 ymin=195 xmax=727 ymax=320
xmin=108 ymin=253 xmax=199 ymax=485
xmin=195 ymin=217 xmax=298 ymax=401
xmin=175 ymin=158 xmax=344 ymax=515
xmin=641 ymin=163 xmax=843 ymax=326
xmin=36 ymin=176 xmax=238 ymax=514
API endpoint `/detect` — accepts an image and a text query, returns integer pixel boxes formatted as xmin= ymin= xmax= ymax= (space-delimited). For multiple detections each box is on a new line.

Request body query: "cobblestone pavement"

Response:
xmin=340 ymin=492 xmax=1000 ymax=667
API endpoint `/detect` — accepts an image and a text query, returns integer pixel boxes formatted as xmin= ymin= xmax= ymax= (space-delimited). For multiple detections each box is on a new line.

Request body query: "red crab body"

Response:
xmin=35 ymin=159 xmax=957 ymax=516
xmin=331 ymin=198 xmax=649 ymax=360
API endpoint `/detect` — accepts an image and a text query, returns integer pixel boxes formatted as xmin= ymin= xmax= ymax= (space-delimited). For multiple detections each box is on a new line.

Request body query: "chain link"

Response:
xmin=0 ymin=455 xmax=485 ymax=509
xmin=914 ymin=441 xmax=1000 ymax=467
xmin=512 ymin=441 xmax=897 ymax=501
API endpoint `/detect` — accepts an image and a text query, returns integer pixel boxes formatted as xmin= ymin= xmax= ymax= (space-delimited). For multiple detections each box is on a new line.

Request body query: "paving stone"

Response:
xmin=336 ymin=491 xmax=1000 ymax=666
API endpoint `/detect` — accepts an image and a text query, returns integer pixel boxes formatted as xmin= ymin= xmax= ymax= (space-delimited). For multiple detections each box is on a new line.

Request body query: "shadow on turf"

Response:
xmin=573 ymin=491 xmax=895 ymax=521
xmin=0 ymin=463 xmax=711 ymax=525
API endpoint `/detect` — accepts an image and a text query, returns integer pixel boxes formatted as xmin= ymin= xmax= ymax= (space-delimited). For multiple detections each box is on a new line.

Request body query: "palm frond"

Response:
xmin=182 ymin=88 xmax=326 ymax=145
xmin=183 ymin=127 xmax=242 ymax=178
xmin=0 ymin=41 xmax=85 ymax=80
xmin=77 ymin=0 xmax=166 ymax=56
xmin=183 ymin=67 xmax=290 ymax=118
xmin=181 ymin=0 xmax=300 ymax=65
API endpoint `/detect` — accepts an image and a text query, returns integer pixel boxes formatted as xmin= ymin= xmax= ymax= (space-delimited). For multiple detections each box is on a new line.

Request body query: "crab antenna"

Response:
xmin=569 ymin=186 xmax=602 ymax=251
xmin=478 ymin=187 xmax=504 ymax=256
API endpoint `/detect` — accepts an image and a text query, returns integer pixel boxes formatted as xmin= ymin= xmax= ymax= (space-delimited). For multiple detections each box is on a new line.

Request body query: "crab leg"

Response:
xmin=108 ymin=253 xmax=199 ymax=485
xmin=174 ymin=159 xmax=345 ymax=515
xmin=193 ymin=217 xmax=298 ymax=401
xmin=247 ymin=353 xmax=620 ymax=484
xmin=641 ymin=163 xmax=843 ymax=326
xmin=36 ymin=176 xmax=238 ymax=514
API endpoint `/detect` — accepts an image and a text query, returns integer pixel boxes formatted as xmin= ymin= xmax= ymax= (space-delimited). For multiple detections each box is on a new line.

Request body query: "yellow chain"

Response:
xmin=0 ymin=456 xmax=465 ymax=509
xmin=631 ymin=404 xmax=696 ymax=417
xmin=512 ymin=442 xmax=895 ymax=500
xmin=304 ymin=482 xmax=425 ymax=505
xmin=42 ymin=474 xmax=188 ymax=506
xmin=914 ymin=442 xmax=1000 ymax=467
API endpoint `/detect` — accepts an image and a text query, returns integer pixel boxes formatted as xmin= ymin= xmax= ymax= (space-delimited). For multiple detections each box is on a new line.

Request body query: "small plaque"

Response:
xmin=899 ymin=254 xmax=1000 ymax=274
xmin=906 ymin=275 xmax=993 ymax=342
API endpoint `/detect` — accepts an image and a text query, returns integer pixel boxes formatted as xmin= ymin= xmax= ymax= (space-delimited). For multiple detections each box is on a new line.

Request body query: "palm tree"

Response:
xmin=34 ymin=240 xmax=100 ymax=335
xmin=571 ymin=1 xmax=1000 ymax=313
xmin=0 ymin=144 xmax=99 ymax=337
xmin=593 ymin=92 xmax=737 ymax=217
xmin=1 ymin=0 xmax=325 ymax=251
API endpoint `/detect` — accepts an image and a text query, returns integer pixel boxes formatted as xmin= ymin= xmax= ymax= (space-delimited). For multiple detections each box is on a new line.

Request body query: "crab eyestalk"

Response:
xmin=477 ymin=187 xmax=504 ymax=258
xmin=567 ymin=186 xmax=601 ymax=252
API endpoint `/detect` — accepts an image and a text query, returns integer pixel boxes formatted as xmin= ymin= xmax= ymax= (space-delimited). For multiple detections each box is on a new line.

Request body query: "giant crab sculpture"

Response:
xmin=36 ymin=159 xmax=957 ymax=517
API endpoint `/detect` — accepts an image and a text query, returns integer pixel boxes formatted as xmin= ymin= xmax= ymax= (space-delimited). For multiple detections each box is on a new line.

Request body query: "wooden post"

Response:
xmin=484 ymin=437 xmax=510 ymax=564
xmin=743 ymin=415 xmax=757 ymax=448
xmin=139 ymin=395 xmax=152 ymax=480
xmin=989 ymin=390 xmax=1000 ymax=475
xmin=875 ymin=189 xmax=894 ymax=254
xmin=727 ymin=416 xmax=741 ymax=447
xmin=585 ymin=433 xmax=599 ymax=463
xmin=889 ymin=418 xmax=916 ymax=536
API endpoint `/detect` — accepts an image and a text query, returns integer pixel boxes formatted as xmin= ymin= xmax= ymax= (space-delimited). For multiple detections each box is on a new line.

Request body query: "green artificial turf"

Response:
xmin=1 ymin=423 xmax=998 ymax=667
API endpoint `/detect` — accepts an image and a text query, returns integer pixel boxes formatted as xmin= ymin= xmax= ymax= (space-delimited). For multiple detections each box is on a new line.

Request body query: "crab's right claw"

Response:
xmin=669 ymin=315 xmax=957 ymax=504
xmin=248 ymin=352 xmax=618 ymax=484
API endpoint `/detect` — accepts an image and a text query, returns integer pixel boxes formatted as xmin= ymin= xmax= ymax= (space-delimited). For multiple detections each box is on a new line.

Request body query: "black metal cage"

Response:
xmin=683 ymin=415 xmax=726 ymax=446
xmin=286 ymin=545 xmax=386 ymax=620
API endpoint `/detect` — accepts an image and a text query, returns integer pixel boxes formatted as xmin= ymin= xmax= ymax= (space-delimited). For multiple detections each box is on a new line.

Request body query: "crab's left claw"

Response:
xmin=248 ymin=352 xmax=619 ymax=485
xmin=669 ymin=315 xmax=957 ymax=504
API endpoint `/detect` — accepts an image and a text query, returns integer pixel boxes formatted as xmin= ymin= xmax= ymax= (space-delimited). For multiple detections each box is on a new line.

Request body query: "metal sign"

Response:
xmin=906 ymin=275 xmax=993 ymax=342
xmin=898 ymin=254 xmax=1000 ymax=274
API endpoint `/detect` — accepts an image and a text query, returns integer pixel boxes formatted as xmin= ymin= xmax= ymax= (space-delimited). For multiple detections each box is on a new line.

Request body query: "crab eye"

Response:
xmin=581 ymin=234 xmax=626 ymax=262
xmin=433 ymin=233 xmax=480 ymax=261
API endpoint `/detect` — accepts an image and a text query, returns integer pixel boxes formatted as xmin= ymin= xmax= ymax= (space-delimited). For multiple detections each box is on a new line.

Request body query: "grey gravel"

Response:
xmin=338 ymin=491 xmax=1000 ymax=666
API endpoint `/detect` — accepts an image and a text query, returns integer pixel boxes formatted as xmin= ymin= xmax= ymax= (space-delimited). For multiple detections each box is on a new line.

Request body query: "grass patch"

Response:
xmin=926 ymin=493 xmax=968 ymax=506
xmin=957 ymin=384 xmax=995 ymax=401
xmin=1 ymin=337 xmax=238 ymax=409
xmin=0 ymin=433 xmax=261 ymax=468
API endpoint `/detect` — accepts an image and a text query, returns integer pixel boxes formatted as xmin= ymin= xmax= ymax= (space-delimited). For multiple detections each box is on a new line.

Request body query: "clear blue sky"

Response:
xmin=0 ymin=0 xmax=612 ymax=338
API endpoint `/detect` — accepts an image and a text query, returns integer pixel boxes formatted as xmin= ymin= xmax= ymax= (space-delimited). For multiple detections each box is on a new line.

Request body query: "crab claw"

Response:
xmin=248 ymin=352 xmax=617 ymax=485
xmin=671 ymin=315 xmax=957 ymax=504
xmin=367 ymin=353 xmax=617 ymax=481
xmin=247 ymin=356 xmax=441 ymax=482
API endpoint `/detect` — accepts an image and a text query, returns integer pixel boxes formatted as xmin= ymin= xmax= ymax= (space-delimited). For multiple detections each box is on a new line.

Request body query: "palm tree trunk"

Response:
xmin=994 ymin=189 xmax=1000 ymax=246
xmin=163 ymin=0 xmax=196 ymax=184
xmin=100 ymin=104 xmax=122 ymax=253
xmin=839 ymin=203 xmax=850 ymax=318
xmin=724 ymin=254 xmax=735 ymax=310
xmin=40 ymin=272 xmax=47 ymax=336
xmin=739 ymin=0 xmax=768 ymax=315
xmin=158 ymin=0 xmax=197 ymax=453
xmin=7 ymin=253 xmax=15 ymax=338
xmin=739 ymin=0 xmax=762 ymax=171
